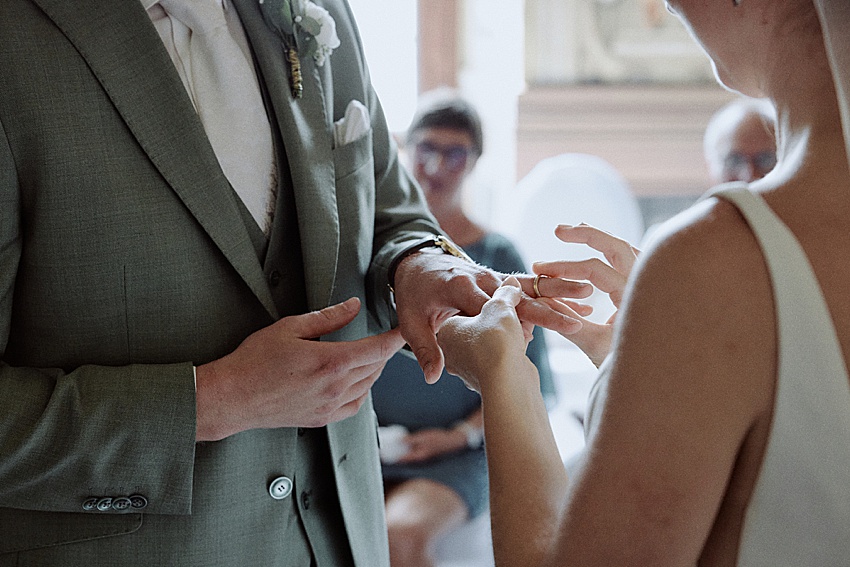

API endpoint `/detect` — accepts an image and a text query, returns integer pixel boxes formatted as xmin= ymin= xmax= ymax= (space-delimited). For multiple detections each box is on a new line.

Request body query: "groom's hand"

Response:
xmin=392 ymin=250 xmax=591 ymax=383
xmin=195 ymin=298 xmax=405 ymax=441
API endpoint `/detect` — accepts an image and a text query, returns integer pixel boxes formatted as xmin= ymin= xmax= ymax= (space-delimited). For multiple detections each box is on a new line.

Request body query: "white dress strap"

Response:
xmin=712 ymin=185 xmax=850 ymax=567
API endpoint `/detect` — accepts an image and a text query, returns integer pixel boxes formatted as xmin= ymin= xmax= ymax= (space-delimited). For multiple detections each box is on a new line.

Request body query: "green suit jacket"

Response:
xmin=0 ymin=0 xmax=439 ymax=564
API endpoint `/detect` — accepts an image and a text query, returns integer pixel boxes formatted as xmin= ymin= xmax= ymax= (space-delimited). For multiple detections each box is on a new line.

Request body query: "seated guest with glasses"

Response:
xmin=371 ymin=90 xmax=555 ymax=567
xmin=704 ymin=97 xmax=777 ymax=185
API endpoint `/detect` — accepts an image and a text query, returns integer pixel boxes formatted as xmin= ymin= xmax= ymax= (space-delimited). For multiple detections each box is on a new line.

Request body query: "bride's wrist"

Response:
xmin=480 ymin=357 xmax=540 ymax=400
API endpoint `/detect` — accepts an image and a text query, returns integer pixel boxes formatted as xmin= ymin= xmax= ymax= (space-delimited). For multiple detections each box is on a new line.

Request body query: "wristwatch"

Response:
xmin=454 ymin=420 xmax=484 ymax=449
xmin=388 ymin=235 xmax=474 ymax=291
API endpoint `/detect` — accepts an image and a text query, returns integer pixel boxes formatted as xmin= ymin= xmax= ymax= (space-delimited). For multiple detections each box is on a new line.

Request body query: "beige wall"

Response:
xmin=418 ymin=0 xmax=460 ymax=92
xmin=517 ymin=85 xmax=737 ymax=197
xmin=412 ymin=0 xmax=740 ymax=224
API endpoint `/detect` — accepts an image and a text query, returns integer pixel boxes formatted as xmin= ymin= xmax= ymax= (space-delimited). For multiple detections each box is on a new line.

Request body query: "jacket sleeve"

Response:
xmin=0 ymin=115 xmax=197 ymax=517
xmin=325 ymin=0 xmax=444 ymax=330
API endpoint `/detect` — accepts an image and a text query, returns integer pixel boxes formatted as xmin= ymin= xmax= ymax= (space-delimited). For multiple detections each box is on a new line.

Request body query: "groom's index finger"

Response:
xmin=334 ymin=327 xmax=406 ymax=368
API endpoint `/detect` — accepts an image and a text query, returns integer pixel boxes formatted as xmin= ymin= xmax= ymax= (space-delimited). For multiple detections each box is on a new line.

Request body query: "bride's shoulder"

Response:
xmin=624 ymin=194 xmax=771 ymax=323
xmin=613 ymin=192 xmax=776 ymax=390
xmin=639 ymin=194 xmax=762 ymax=281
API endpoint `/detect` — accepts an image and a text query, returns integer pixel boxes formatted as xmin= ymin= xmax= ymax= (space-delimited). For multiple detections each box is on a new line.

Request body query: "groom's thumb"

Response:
xmin=491 ymin=276 xmax=523 ymax=307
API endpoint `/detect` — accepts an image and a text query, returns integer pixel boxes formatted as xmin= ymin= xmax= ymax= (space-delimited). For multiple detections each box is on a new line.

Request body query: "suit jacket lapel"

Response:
xmin=232 ymin=0 xmax=340 ymax=310
xmin=32 ymin=0 xmax=279 ymax=319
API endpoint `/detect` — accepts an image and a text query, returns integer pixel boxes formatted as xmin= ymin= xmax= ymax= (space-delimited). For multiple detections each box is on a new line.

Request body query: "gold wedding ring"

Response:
xmin=533 ymin=274 xmax=548 ymax=298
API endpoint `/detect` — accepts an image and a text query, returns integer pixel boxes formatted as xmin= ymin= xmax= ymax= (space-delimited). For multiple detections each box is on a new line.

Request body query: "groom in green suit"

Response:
xmin=0 ymin=0 xmax=584 ymax=565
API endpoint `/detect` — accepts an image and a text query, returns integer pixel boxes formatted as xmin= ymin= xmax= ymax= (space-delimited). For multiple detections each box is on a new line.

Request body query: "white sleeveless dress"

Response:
xmin=585 ymin=185 xmax=850 ymax=565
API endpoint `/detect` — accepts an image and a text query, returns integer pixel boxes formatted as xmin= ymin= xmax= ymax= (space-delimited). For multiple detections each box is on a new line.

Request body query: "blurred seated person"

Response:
xmin=371 ymin=90 xmax=555 ymax=567
xmin=704 ymin=97 xmax=777 ymax=184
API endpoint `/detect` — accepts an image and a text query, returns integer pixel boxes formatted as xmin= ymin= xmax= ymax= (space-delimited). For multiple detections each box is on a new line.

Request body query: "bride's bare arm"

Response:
xmin=439 ymin=202 xmax=775 ymax=566
xmin=439 ymin=279 xmax=568 ymax=567
xmin=547 ymin=203 xmax=775 ymax=565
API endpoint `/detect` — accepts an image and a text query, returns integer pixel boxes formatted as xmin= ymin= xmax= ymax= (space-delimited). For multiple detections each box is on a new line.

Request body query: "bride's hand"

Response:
xmin=532 ymin=224 xmax=640 ymax=366
xmin=437 ymin=277 xmax=538 ymax=394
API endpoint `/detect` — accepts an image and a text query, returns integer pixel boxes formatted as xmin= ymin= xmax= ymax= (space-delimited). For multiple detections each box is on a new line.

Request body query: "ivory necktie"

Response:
xmin=158 ymin=0 xmax=276 ymax=233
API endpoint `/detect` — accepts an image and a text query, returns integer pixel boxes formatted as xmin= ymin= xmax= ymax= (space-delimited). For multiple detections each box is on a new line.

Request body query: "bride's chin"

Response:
xmin=711 ymin=62 xmax=763 ymax=99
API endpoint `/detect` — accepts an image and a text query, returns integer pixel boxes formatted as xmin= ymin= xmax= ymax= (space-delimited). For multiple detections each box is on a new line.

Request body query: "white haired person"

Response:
xmin=437 ymin=0 xmax=850 ymax=565
xmin=705 ymin=97 xmax=777 ymax=184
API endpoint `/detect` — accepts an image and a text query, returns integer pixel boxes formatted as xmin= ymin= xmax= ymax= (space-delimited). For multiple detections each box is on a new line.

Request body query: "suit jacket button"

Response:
xmin=96 ymin=498 xmax=113 ymax=512
xmin=269 ymin=476 xmax=293 ymax=500
xmin=129 ymin=494 xmax=148 ymax=510
xmin=112 ymin=497 xmax=132 ymax=511
xmin=268 ymin=270 xmax=281 ymax=287
xmin=82 ymin=497 xmax=98 ymax=511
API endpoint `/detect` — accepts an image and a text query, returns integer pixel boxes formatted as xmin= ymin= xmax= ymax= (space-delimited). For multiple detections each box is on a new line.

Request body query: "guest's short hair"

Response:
xmin=407 ymin=89 xmax=484 ymax=157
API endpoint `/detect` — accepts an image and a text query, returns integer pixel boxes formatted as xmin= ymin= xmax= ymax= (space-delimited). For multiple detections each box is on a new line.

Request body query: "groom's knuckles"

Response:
xmin=473 ymin=267 xmax=503 ymax=291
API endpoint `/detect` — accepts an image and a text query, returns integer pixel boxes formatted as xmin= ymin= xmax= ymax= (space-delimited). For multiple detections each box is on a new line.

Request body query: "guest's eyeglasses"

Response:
xmin=723 ymin=150 xmax=777 ymax=176
xmin=413 ymin=141 xmax=473 ymax=173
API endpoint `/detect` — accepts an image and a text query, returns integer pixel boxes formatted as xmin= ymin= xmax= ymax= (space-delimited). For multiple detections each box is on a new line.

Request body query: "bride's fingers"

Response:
xmin=554 ymin=224 xmax=640 ymax=276
xmin=562 ymin=320 xmax=613 ymax=368
xmin=540 ymin=298 xmax=613 ymax=366
xmin=533 ymin=258 xmax=628 ymax=306
xmin=538 ymin=296 xmax=587 ymax=320
xmin=520 ymin=319 xmax=535 ymax=343
xmin=497 ymin=277 xmax=587 ymax=340
xmin=562 ymin=300 xmax=593 ymax=318
xmin=513 ymin=272 xmax=593 ymax=301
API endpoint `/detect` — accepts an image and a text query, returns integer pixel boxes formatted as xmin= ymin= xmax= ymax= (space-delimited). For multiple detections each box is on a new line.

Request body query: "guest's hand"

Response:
xmin=532 ymin=224 xmax=640 ymax=366
xmin=393 ymin=250 xmax=591 ymax=383
xmin=437 ymin=277 xmax=538 ymax=394
xmin=396 ymin=428 xmax=467 ymax=463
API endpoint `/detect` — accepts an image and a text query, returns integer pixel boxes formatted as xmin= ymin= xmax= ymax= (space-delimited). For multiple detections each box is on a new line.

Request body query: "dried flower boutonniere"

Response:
xmin=259 ymin=0 xmax=341 ymax=98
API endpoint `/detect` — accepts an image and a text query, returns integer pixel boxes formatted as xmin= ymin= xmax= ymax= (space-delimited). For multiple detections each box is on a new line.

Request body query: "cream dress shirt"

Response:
xmin=141 ymin=0 xmax=277 ymax=233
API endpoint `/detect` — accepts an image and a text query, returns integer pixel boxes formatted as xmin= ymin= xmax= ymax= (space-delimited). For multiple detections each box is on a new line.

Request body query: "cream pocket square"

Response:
xmin=334 ymin=100 xmax=371 ymax=147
